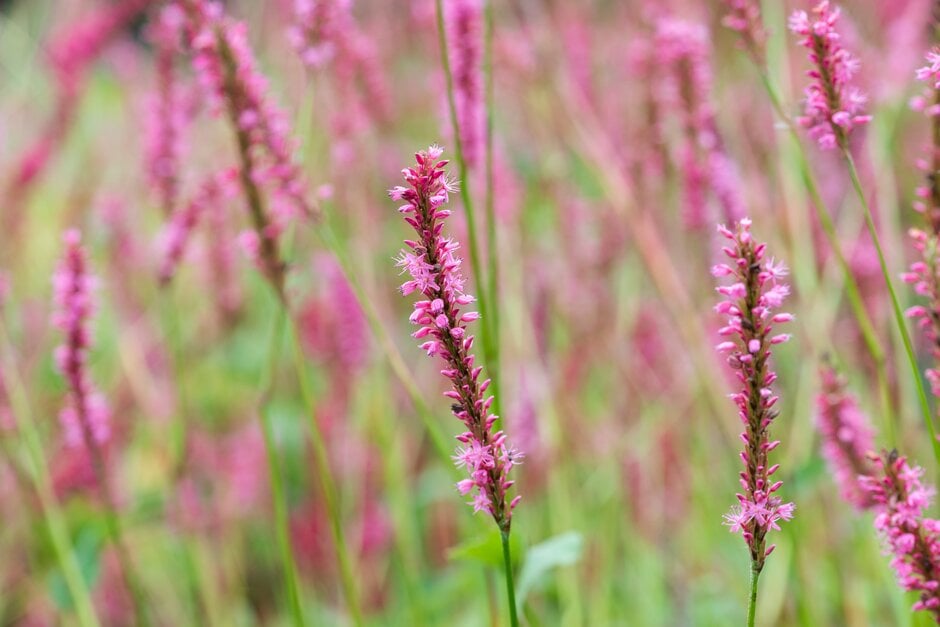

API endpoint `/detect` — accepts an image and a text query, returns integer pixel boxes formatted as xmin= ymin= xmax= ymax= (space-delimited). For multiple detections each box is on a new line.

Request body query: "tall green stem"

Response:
xmin=433 ymin=0 xmax=502 ymax=422
xmin=842 ymin=151 xmax=940 ymax=463
xmin=500 ymin=530 xmax=520 ymax=627
xmin=286 ymin=316 xmax=364 ymax=626
xmin=0 ymin=324 xmax=100 ymax=627
xmin=747 ymin=566 xmax=760 ymax=627
xmin=754 ymin=66 xmax=896 ymax=442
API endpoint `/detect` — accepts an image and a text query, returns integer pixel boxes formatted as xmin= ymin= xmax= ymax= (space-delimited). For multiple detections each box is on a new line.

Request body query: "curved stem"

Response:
xmin=842 ymin=151 xmax=940 ymax=464
xmin=500 ymin=530 xmax=520 ymax=627
xmin=754 ymin=65 xmax=896 ymax=442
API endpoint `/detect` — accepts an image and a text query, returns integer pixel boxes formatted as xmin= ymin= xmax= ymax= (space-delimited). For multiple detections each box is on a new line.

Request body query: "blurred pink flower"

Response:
xmin=656 ymin=18 xmax=744 ymax=227
xmin=5 ymin=0 xmax=155 ymax=230
xmin=47 ymin=0 xmax=157 ymax=90
xmin=180 ymin=0 xmax=316 ymax=293
xmin=289 ymin=0 xmax=391 ymax=163
xmin=815 ymin=365 xmax=876 ymax=509
xmin=904 ymin=50 xmax=940 ymax=398
xmin=288 ymin=0 xmax=348 ymax=69
xmin=722 ymin=0 xmax=767 ymax=62
xmin=157 ymin=168 xmax=237 ymax=284
xmin=52 ymin=230 xmax=110 ymax=451
xmin=860 ymin=451 xmax=940 ymax=619
xmin=447 ymin=0 xmax=484 ymax=169
xmin=143 ymin=3 xmax=189 ymax=216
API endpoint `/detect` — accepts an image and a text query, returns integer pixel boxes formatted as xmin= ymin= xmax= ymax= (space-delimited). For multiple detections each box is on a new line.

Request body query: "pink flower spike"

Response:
xmin=52 ymin=230 xmax=111 ymax=455
xmin=714 ymin=218 xmax=793 ymax=573
xmin=789 ymin=1 xmax=870 ymax=150
xmin=860 ymin=451 xmax=940 ymax=620
xmin=815 ymin=364 xmax=876 ymax=509
xmin=390 ymin=147 xmax=520 ymax=532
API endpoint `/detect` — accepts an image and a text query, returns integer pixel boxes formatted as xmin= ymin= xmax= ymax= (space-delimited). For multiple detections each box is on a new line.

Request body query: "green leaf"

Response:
xmin=447 ymin=528 xmax=520 ymax=570
xmin=516 ymin=531 xmax=584 ymax=608
xmin=47 ymin=526 xmax=103 ymax=611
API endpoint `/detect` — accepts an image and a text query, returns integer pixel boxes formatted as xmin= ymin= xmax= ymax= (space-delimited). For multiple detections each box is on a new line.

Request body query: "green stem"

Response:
xmin=258 ymin=307 xmax=307 ymax=627
xmin=483 ymin=0 xmax=500 ymax=399
xmin=0 ymin=324 xmax=100 ymax=627
xmin=158 ymin=287 xmax=189 ymax=480
xmin=434 ymin=0 xmax=502 ymax=422
xmin=754 ymin=66 xmax=896 ymax=442
xmin=500 ymin=530 xmax=520 ymax=627
xmin=747 ymin=565 xmax=760 ymax=627
xmin=286 ymin=316 xmax=363 ymax=626
xmin=842 ymin=151 xmax=940 ymax=464
xmin=316 ymin=222 xmax=454 ymax=466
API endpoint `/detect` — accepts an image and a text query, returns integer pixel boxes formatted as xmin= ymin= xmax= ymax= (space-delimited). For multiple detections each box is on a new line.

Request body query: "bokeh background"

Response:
xmin=1 ymin=0 xmax=939 ymax=625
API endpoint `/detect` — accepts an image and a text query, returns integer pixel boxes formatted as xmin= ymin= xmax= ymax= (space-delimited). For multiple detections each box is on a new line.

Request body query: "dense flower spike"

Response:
xmin=179 ymin=0 xmax=316 ymax=292
xmin=143 ymin=4 xmax=189 ymax=216
xmin=714 ymin=218 xmax=794 ymax=573
xmin=288 ymin=0 xmax=349 ymax=69
xmin=47 ymin=0 xmax=157 ymax=90
xmin=905 ymin=50 xmax=940 ymax=399
xmin=390 ymin=146 xmax=521 ymax=529
xmin=52 ymin=230 xmax=110 ymax=451
xmin=789 ymin=1 xmax=872 ymax=150
xmin=446 ymin=0 xmax=484 ymax=170
xmin=860 ymin=451 xmax=940 ymax=619
xmin=815 ymin=364 xmax=876 ymax=509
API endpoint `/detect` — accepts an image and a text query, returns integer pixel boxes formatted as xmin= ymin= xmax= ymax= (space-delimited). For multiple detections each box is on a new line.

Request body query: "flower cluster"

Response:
xmin=815 ymin=364 xmax=875 ymax=509
xmin=447 ymin=0 xmax=484 ymax=170
xmin=390 ymin=146 xmax=521 ymax=528
xmin=902 ymin=231 xmax=940 ymax=398
xmin=143 ymin=3 xmax=189 ymax=216
xmin=860 ymin=451 xmax=940 ymax=619
xmin=722 ymin=0 xmax=767 ymax=63
xmin=6 ymin=0 xmax=154 ymax=217
xmin=714 ymin=218 xmax=794 ymax=571
xmin=904 ymin=51 xmax=940 ymax=402
xmin=179 ymin=0 xmax=315 ymax=292
xmin=52 ymin=230 xmax=110 ymax=451
xmin=789 ymin=1 xmax=871 ymax=150
xmin=911 ymin=50 xmax=940 ymax=232
xmin=288 ymin=0 xmax=392 ymax=163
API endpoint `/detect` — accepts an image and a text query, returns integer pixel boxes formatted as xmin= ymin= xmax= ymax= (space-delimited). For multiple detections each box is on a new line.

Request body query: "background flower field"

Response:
xmin=1 ymin=0 xmax=939 ymax=625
